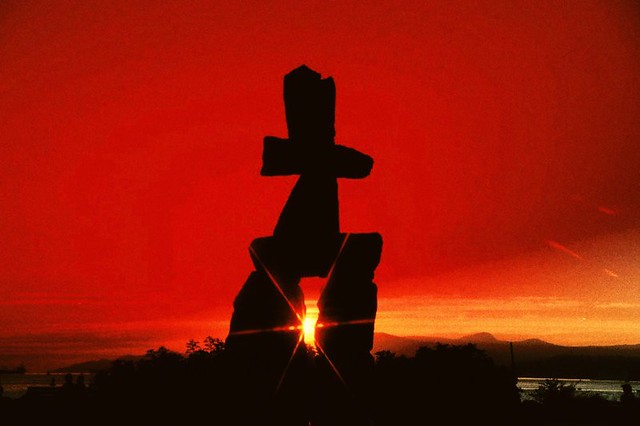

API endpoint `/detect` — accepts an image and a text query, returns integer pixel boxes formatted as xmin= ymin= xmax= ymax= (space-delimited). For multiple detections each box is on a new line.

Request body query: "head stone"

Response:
xmin=284 ymin=65 xmax=336 ymax=146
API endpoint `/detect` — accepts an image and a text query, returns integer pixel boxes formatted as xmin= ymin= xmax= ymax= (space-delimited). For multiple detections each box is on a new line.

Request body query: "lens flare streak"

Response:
xmin=314 ymin=339 xmax=375 ymax=426
xmin=316 ymin=318 xmax=375 ymax=329
xmin=228 ymin=324 xmax=302 ymax=336
xmin=325 ymin=233 xmax=351 ymax=284
xmin=247 ymin=232 xmax=372 ymax=426
xmin=274 ymin=332 xmax=305 ymax=397
xmin=249 ymin=245 xmax=304 ymax=323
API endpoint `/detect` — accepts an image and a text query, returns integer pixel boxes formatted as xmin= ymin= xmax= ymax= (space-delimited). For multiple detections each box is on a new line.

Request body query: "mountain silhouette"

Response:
xmin=456 ymin=332 xmax=500 ymax=343
xmin=373 ymin=332 xmax=640 ymax=380
xmin=52 ymin=356 xmax=142 ymax=373
xmin=48 ymin=332 xmax=640 ymax=379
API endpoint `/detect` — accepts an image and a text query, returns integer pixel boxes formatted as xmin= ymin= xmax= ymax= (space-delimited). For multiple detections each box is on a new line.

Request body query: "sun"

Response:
xmin=302 ymin=305 xmax=319 ymax=346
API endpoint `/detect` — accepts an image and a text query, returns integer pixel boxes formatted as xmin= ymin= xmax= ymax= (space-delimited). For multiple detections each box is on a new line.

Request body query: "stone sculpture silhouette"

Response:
xmin=226 ymin=65 xmax=382 ymax=426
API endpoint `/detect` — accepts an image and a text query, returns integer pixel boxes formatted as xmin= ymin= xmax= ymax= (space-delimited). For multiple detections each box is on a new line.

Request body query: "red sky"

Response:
xmin=1 ymin=1 xmax=639 ymax=371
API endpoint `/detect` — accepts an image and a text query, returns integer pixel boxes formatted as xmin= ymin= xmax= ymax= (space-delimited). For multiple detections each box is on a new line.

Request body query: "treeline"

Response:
xmin=0 ymin=365 xmax=26 ymax=374
xmin=372 ymin=344 xmax=519 ymax=425
xmin=1 ymin=340 xmax=639 ymax=425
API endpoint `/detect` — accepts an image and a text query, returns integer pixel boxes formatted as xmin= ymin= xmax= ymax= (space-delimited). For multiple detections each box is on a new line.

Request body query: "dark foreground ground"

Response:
xmin=1 ymin=343 xmax=639 ymax=425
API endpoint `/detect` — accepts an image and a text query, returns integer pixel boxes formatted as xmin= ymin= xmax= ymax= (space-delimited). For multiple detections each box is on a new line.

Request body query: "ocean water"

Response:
xmin=2 ymin=373 xmax=639 ymax=401
xmin=517 ymin=377 xmax=640 ymax=401
xmin=1 ymin=373 xmax=89 ymax=399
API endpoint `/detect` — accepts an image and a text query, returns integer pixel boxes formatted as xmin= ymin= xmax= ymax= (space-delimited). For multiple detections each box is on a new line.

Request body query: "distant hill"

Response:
xmin=374 ymin=332 xmax=512 ymax=358
xmin=53 ymin=333 xmax=640 ymax=380
xmin=52 ymin=355 xmax=141 ymax=373
xmin=373 ymin=332 xmax=640 ymax=380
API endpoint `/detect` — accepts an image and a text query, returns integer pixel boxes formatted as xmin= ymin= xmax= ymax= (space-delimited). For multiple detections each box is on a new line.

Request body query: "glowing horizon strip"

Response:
xmin=228 ymin=323 xmax=302 ymax=336
xmin=316 ymin=318 xmax=375 ymax=329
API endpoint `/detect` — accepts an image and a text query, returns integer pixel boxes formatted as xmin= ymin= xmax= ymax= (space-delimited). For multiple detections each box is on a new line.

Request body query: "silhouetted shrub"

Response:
xmin=5 ymin=340 xmax=639 ymax=425
xmin=373 ymin=343 xmax=519 ymax=426
xmin=533 ymin=378 xmax=576 ymax=405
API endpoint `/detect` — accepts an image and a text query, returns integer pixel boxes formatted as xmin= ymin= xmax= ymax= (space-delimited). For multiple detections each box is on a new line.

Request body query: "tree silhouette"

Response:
xmin=4 ymin=340 xmax=640 ymax=425
xmin=185 ymin=340 xmax=201 ymax=355
xmin=203 ymin=336 xmax=224 ymax=354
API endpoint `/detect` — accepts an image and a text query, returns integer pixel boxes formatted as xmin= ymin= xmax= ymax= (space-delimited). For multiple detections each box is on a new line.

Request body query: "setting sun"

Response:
xmin=302 ymin=305 xmax=319 ymax=346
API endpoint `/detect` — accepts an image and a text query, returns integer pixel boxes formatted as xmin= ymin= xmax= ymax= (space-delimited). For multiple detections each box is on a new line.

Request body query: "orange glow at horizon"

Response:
xmin=376 ymin=297 xmax=640 ymax=347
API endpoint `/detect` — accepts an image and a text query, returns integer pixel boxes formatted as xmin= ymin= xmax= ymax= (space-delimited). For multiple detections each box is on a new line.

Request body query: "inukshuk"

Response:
xmin=226 ymin=65 xmax=382 ymax=426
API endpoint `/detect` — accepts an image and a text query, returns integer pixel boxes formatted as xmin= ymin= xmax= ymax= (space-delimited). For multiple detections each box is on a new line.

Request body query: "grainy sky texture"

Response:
xmin=1 ymin=1 xmax=639 ymax=370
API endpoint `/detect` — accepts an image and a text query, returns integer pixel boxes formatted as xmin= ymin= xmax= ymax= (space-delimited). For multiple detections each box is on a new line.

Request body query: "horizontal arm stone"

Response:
xmin=261 ymin=136 xmax=373 ymax=178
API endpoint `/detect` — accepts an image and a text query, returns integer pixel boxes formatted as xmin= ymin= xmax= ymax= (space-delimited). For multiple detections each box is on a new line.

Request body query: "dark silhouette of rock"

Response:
xmin=226 ymin=65 xmax=382 ymax=425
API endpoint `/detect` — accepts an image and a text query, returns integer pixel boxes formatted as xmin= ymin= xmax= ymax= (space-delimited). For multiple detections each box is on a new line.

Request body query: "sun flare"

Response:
xmin=302 ymin=306 xmax=319 ymax=346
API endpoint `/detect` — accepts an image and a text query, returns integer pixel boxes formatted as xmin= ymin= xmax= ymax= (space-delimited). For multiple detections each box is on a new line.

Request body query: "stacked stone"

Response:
xmin=226 ymin=66 xmax=382 ymax=426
